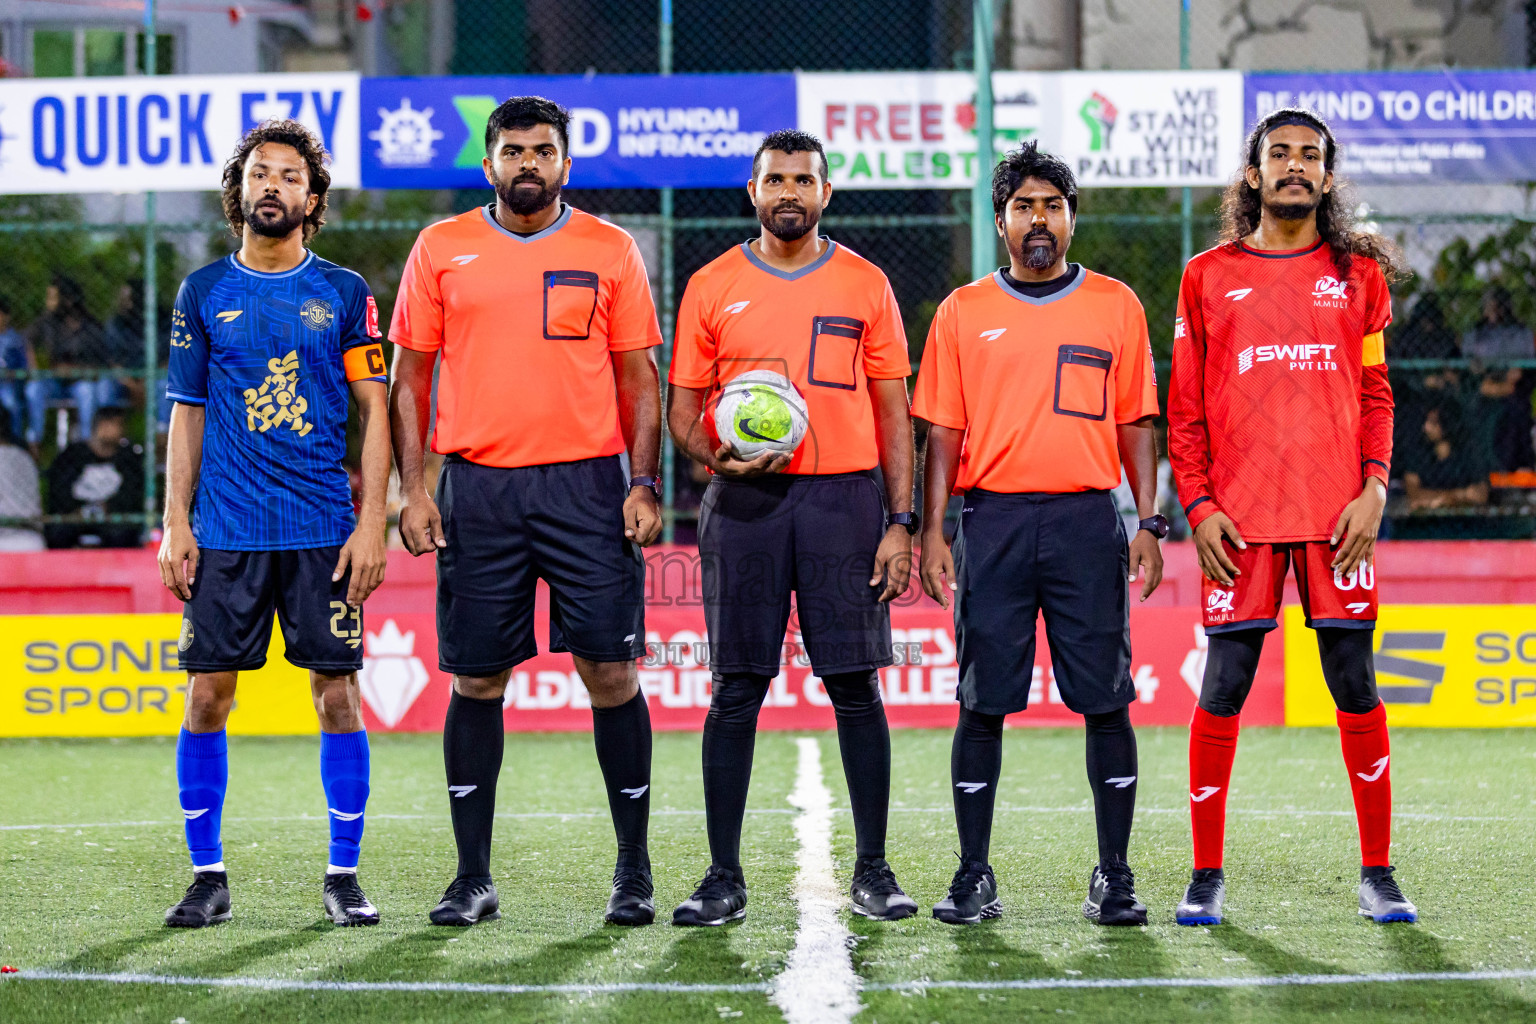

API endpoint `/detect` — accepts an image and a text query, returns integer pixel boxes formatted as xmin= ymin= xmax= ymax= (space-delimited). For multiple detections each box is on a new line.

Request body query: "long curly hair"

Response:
xmin=220 ymin=119 xmax=331 ymax=243
xmin=1220 ymin=108 xmax=1406 ymax=283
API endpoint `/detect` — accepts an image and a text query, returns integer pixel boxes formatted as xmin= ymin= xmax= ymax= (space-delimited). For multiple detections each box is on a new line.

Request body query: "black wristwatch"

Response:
xmin=886 ymin=512 xmax=919 ymax=535
xmin=1138 ymin=513 xmax=1170 ymax=539
xmin=629 ymin=475 xmax=661 ymax=499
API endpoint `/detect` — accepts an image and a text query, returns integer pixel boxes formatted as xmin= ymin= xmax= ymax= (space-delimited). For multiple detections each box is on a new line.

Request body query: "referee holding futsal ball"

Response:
xmin=389 ymin=96 xmax=665 ymax=928
xmin=914 ymin=142 xmax=1165 ymax=927
xmin=667 ymin=130 xmax=919 ymax=927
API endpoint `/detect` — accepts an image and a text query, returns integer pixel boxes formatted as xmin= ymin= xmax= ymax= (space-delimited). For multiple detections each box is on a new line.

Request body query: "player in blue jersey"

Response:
xmin=157 ymin=120 xmax=391 ymax=928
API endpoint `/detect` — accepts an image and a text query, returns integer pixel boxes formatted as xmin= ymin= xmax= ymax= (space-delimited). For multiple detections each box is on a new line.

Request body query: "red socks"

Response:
xmin=1189 ymin=702 xmax=1392 ymax=871
xmin=1337 ymin=701 xmax=1393 ymax=867
xmin=1188 ymin=707 xmax=1241 ymax=871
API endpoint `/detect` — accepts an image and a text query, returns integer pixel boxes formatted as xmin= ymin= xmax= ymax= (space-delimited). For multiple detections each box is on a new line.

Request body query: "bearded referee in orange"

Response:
xmin=915 ymin=141 xmax=1163 ymax=926
xmin=667 ymin=130 xmax=919 ymax=926
xmin=389 ymin=96 xmax=664 ymax=927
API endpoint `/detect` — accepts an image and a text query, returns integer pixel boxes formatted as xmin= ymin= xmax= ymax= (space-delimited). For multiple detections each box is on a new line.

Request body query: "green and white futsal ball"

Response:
xmin=713 ymin=370 xmax=810 ymax=459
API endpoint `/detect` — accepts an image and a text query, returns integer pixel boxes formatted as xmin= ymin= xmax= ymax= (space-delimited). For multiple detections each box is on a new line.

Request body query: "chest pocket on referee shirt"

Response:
xmin=1053 ymin=344 xmax=1112 ymax=421
xmin=807 ymin=315 xmax=865 ymax=391
xmin=543 ymin=270 xmax=600 ymax=340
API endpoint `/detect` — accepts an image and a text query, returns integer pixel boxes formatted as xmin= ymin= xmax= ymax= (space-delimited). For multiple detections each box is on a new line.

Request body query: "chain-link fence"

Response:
xmin=1 ymin=0 xmax=1532 ymax=550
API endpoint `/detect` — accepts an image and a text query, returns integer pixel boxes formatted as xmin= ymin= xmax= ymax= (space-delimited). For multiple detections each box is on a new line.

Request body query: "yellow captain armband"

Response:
xmin=1362 ymin=331 xmax=1386 ymax=367
xmin=344 ymin=343 xmax=388 ymax=382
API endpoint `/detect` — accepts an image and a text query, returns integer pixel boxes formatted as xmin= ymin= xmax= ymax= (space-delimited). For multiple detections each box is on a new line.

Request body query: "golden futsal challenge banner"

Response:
xmin=1285 ymin=604 xmax=1536 ymax=727
xmin=0 ymin=614 xmax=316 ymax=737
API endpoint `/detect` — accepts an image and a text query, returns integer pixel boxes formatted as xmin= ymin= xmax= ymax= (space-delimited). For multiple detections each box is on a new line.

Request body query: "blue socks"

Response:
xmin=320 ymin=730 xmax=371 ymax=873
xmin=178 ymin=728 xmax=371 ymax=875
xmin=176 ymin=728 xmax=228 ymax=872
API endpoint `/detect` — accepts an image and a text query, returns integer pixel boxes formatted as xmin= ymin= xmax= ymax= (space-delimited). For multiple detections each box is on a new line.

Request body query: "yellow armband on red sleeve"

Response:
xmin=1362 ymin=331 xmax=1385 ymax=367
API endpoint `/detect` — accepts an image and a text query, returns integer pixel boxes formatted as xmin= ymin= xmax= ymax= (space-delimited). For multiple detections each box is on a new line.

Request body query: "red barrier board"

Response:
xmin=6 ymin=540 xmax=1528 ymax=734
xmin=348 ymin=601 xmax=1282 ymax=733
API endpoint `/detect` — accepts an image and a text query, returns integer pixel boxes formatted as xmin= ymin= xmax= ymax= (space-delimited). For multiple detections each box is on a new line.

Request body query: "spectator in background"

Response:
xmin=1481 ymin=367 xmax=1536 ymax=472
xmin=1391 ymin=292 xmax=1458 ymax=359
xmin=103 ymin=279 xmax=174 ymax=432
xmin=0 ymin=295 xmax=36 ymax=448
xmin=0 ymin=411 xmax=44 ymax=551
xmin=1461 ymin=286 xmax=1535 ymax=361
xmin=25 ymin=276 xmax=124 ymax=445
xmin=44 ymin=406 xmax=143 ymax=548
xmin=1400 ymin=402 xmax=1492 ymax=511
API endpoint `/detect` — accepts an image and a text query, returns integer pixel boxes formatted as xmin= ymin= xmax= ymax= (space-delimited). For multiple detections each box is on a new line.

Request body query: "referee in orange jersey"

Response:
xmin=389 ymin=97 xmax=664 ymax=927
xmin=914 ymin=142 xmax=1164 ymax=926
xmin=667 ymin=130 xmax=918 ymax=926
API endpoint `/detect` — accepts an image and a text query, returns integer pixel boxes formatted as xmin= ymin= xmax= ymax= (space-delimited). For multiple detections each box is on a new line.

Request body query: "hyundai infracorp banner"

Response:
xmin=1249 ymin=70 xmax=1536 ymax=183
xmin=0 ymin=73 xmax=360 ymax=193
xmin=360 ymin=75 xmax=795 ymax=189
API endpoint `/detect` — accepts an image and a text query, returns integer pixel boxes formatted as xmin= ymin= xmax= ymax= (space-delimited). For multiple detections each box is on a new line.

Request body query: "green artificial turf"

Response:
xmin=1 ymin=728 xmax=1532 ymax=1022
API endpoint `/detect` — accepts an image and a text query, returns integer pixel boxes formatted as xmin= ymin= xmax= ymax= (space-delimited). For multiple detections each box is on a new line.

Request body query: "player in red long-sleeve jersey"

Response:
xmin=1167 ymin=108 xmax=1417 ymax=926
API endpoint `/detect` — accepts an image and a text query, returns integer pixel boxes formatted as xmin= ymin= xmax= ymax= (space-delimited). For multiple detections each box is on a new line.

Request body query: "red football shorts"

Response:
xmin=1201 ymin=540 xmax=1378 ymax=633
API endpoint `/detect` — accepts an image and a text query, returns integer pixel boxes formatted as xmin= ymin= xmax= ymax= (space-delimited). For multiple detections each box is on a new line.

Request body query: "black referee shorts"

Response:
xmin=953 ymin=488 xmax=1132 ymax=716
xmin=699 ymin=470 xmax=892 ymax=677
xmin=178 ymin=547 xmax=363 ymax=675
xmin=435 ymin=454 xmax=645 ymax=676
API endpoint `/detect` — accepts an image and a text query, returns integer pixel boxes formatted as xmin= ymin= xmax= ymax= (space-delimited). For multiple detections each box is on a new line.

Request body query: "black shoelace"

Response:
xmin=854 ymin=859 xmax=902 ymax=896
xmin=612 ymin=867 xmax=653 ymax=900
xmin=947 ymin=862 xmax=991 ymax=900
xmin=691 ymin=866 xmax=742 ymax=901
xmin=180 ymin=873 xmax=225 ymax=905
xmin=326 ymin=874 xmax=372 ymax=910
xmin=1369 ymin=870 xmax=1407 ymax=903
xmin=1101 ymin=863 xmax=1138 ymax=898
xmin=441 ymin=876 xmax=492 ymax=902
xmin=1185 ymin=873 xmax=1222 ymax=904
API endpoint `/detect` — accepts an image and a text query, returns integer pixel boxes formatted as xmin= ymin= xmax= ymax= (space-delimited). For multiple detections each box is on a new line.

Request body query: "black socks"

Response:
xmin=951 ymin=704 xmax=1139 ymax=869
xmin=701 ymin=672 xmax=771 ymax=872
xmin=1084 ymin=705 xmax=1138 ymax=866
xmin=443 ymin=690 xmax=505 ymax=879
xmin=951 ymin=707 xmax=1005 ymax=864
xmin=703 ymin=670 xmax=895 ymax=871
xmin=591 ymin=690 xmax=653 ymax=871
xmin=823 ymin=670 xmax=892 ymax=862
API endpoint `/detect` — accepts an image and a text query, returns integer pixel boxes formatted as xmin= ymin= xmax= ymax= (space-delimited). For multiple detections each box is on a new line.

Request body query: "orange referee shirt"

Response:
xmin=669 ymin=240 xmax=910 ymax=475
xmin=912 ymin=267 xmax=1159 ymax=494
xmin=390 ymin=203 xmax=662 ymax=468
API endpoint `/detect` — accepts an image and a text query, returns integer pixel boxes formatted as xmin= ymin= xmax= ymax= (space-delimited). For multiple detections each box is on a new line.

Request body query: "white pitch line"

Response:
xmin=6 ymin=969 xmax=767 ymax=995
xmin=7 ymin=966 xmax=1536 ymax=998
xmin=873 ymin=968 xmax=1536 ymax=992
xmin=769 ymin=737 xmax=862 ymax=1024
xmin=0 ymin=808 xmax=798 ymax=832
xmin=1 ymin=805 xmax=1517 ymax=833
xmin=888 ymin=806 xmax=1523 ymax=823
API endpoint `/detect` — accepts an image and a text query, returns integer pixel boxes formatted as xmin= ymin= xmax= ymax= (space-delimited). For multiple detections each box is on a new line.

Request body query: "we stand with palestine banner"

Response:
xmin=797 ymin=70 xmax=1243 ymax=188
xmin=8 ymin=68 xmax=1536 ymax=192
